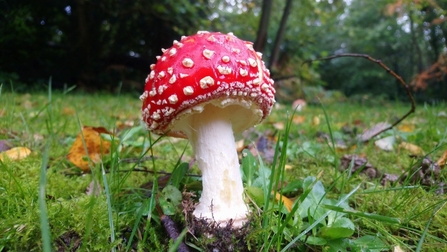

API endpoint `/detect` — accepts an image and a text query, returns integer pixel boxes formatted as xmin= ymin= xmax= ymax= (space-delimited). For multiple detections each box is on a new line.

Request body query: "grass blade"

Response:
xmin=39 ymin=143 xmax=51 ymax=252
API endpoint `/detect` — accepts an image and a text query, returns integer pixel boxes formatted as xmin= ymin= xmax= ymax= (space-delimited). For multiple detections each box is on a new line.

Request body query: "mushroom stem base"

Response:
xmin=185 ymin=104 xmax=249 ymax=227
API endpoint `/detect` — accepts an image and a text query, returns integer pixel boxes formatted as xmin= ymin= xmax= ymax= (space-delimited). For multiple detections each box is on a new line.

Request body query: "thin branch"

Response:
xmin=304 ymin=53 xmax=416 ymax=139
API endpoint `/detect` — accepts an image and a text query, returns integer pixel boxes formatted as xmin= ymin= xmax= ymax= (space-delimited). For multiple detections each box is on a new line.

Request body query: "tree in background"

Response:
xmin=0 ymin=0 xmax=209 ymax=91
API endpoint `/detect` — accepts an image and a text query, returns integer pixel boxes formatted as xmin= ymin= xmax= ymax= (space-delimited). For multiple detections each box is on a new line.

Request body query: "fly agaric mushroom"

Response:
xmin=140 ymin=31 xmax=275 ymax=227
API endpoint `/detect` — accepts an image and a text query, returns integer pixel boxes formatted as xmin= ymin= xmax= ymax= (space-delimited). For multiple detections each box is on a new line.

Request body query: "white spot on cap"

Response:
xmin=246 ymin=43 xmax=254 ymax=51
xmin=200 ymin=76 xmax=215 ymax=89
xmin=217 ymin=65 xmax=232 ymax=75
xmin=173 ymin=40 xmax=183 ymax=47
xmin=207 ymin=35 xmax=216 ymax=42
xmin=222 ymin=56 xmax=230 ymax=63
xmin=168 ymin=94 xmax=178 ymax=104
xmin=203 ymin=49 xmax=214 ymax=59
xmin=227 ymin=32 xmax=234 ymax=36
xmin=180 ymin=36 xmax=187 ymax=41
xmin=149 ymin=88 xmax=157 ymax=97
xmin=252 ymin=78 xmax=261 ymax=85
xmin=182 ymin=58 xmax=194 ymax=68
xmin=232 ymin=48 xmax=240 ymax=54
xmin=183 ymin=86 xmax=194 ymax=95
xmin=158 ymin=85 xmax=167 ymax=95
xmin=179 ymin=73 xmax=189 ymax=78
xmin=250 ymin=92 xmax=259 ymax=98
xmin=139 ymin=91 xmax=148 ymax=101
xmin=248 ymin=58 xmax=257 ymax=67
xmin=169 ymin=75 xmax=176 ymax=84
xmin=161 ymin=56 xmax=166 ymax=61
xmin=237 ymin=60 xmax=247 ymax=66
xmin=151 ymin=112 xmax=160 ymax=120
xmin=150 ymin=64 xmax=155 ymax=70
xmin=149 ymin=71 xmax=155 ymax=79
xmin=256 ymin=52 xmax=263 ymax=58
xmin=156 ymin=56 xmax=161 ymax=60
xmin=261 ymin=83 xmax=269 ymax=90
xmin=161 ymin=48 xmax=167 ymax=53
xmin=158 ymin=71 xmax=165 ymax=79
xmin=169 ymin=48 xmax=177 ymax=57
xmin=239 ymin=68 xmax=248 ymax=77
xmin=167 ymin=67 xmax=173 ymax=75
xmin=197 ymin=31 xmax=210 ymax=35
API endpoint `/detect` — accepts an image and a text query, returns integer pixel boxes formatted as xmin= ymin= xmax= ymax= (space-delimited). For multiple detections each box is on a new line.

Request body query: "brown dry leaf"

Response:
xmin=292 ymin=115 xmax=306 ymax=124
xmin=0 ymin=147 xmax=32 ymax=161
xmin=0 ymin=109 xmax=6 ymax=117
xmin=437 ymin=149 xmax=447 ymax=168
xmin=67 ymin=126 xmax=113 ymax=172
xmin=312 ymin=116 xmax=320 ymax=126
xmin=399 ymin=142 xmax=424 ymax=156
xmin=274 ymin=192 xmax=293 ymax=212
xmin=62 ymin=107 xmax=76 ymax=116
xmin=397 ymin=123 xmax=415 ymax=133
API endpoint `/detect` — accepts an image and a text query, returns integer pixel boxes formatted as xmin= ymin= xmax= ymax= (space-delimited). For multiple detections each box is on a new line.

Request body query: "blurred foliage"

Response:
xmin=0 ymin=0 xmax=446 ymax=101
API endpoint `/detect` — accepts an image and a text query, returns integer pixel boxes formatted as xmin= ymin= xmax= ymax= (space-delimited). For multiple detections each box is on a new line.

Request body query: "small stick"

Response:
xmin=304 ymin=53 xmax=416 ymax=139
xmin=156 ymin=203 xmax=190 ymax=252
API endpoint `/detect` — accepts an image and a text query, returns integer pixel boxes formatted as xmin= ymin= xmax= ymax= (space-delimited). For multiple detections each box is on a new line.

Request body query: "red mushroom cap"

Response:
xmin=140 ymin=31 xmax=275 ymax=136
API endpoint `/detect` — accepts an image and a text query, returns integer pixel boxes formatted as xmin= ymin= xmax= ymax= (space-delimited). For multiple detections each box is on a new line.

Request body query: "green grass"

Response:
xmin=0 ymin=88 xmax=446 ymax=251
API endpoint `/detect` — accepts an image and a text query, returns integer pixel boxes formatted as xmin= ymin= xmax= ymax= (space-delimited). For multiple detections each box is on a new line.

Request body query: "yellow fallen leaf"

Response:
xmin=292 ymin=115 xmax=306 ymax=124
xmin=437 ymin=149 xmax=447 ymax=168
xmin=284 ymin=164 xmax=293 ymax=170
xmin=398 ymin=123 xmax=415 ymax=133
xmin=312 ymin=116 xmax=320 ymax=126
xmin=0 ymin=147 xmax=32 ymax=161
xmin=398 ymin=142 xmax=424 ymax=156
xmin=274 ymin=192 xmax=294 ymax=212
xmin=67 ymin=126 xmax=112 ymax=172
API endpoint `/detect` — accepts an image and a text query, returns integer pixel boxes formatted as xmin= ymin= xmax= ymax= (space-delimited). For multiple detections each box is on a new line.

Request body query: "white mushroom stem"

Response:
xmin=183 ymin=104 xmax=249 ymax=227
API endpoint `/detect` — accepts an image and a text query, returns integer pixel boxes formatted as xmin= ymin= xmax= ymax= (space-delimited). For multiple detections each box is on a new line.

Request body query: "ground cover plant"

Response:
xmin=1 ymin=84 xmax=447 ymax=251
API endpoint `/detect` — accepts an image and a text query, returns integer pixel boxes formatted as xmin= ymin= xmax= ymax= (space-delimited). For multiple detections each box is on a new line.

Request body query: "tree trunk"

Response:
xmin=254 ymin=0 xmax=273 ymax=53
xmin=268 ymin=0 xmax=293 ymax=69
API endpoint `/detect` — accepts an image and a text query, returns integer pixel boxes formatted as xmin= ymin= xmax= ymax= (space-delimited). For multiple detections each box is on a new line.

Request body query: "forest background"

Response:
xmin=1 ymin=0 xmax=447 ymax=102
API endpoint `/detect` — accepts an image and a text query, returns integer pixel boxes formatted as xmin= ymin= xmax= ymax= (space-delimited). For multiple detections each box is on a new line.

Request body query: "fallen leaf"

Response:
xmin=398 ymin=142 xmax=424 ymax=156
xmin=358 ymin=122 xmax=391 ymax=142
xmin=66 ymin=126 xmax=113 ymax=172
xmin=274 ymin=192 xmax=293 ymax=212
xmin=284 ymin=164 xmax=293 ymax=170
xmin=62 ymin=107 xmax=76 ymax=116
xmin=437 ymin=149 xmax=447 ymax=168
xmin=312 ymin=116 xmax=320 ymax=126
xmin=0 ymin=147 xmax=32 ymax=161
xmin=397 ymin=123 xmax=415 ymax=133
xmin=273 ymin=122 xmax=285 ymax=130
xmin=374 ymin=135 xmax=395 ymax=151
xmin=292 ymin=115 xmax=306 ymax=124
